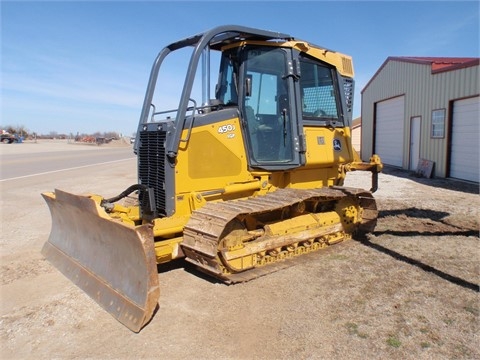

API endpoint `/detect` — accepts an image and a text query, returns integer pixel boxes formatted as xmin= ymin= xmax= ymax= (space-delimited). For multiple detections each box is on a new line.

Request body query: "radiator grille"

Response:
xmin=138 ymin=130 xmax=167 ymax=217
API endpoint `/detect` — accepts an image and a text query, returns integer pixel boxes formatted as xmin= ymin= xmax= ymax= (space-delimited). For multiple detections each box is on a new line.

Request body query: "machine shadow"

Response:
xmin=157 ymin=258 xmax=224 ymax=285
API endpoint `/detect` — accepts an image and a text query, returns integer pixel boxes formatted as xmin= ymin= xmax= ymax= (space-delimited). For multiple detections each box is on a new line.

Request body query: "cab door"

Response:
xmin=240 ymin=46 xmax=302 ymax=170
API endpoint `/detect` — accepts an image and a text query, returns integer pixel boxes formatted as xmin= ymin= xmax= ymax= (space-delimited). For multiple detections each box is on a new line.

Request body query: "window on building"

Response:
xmin=431 ymin=109 xmax=445 ymax=138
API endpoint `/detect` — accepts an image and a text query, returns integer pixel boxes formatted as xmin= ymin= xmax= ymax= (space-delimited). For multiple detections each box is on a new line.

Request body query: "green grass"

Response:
xmin=386 ymin=336 xmax=401 ymax=348
xmin=345 ymin=322 xmax=368 ymax=339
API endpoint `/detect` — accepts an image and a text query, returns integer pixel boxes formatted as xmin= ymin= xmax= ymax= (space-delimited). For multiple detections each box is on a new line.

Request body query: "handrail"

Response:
xmin=179 ymin=99 xmax=197 ymax=143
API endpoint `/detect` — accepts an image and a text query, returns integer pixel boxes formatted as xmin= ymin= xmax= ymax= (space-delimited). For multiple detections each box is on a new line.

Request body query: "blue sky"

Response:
xmin=1 ymin=1 xmax=479 ymax=136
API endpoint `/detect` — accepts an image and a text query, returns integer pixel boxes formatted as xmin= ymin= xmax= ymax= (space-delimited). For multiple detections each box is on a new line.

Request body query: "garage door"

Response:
xmin=375 ymin=96 xmax=405 ymax=167
xmin=450 ymin=96 xmax=479 ymax=182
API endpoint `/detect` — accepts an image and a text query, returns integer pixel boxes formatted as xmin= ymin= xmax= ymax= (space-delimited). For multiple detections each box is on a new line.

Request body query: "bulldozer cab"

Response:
xmin=216 ymin=44 xmax=350 ymax=171
xmin=135 ymin=26 xmax=354 ymax=172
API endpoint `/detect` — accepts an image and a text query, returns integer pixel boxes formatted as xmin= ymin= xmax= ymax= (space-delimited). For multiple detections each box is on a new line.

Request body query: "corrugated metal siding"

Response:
xmin=361 ymin=60 xmax=479 ymax=177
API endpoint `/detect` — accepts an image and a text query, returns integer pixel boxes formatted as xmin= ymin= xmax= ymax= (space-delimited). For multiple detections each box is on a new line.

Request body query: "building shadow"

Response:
xmin=376 ymin=207 xmax=479 ymax=237
xmin=382 ymin=166 xmax=479 ymax=195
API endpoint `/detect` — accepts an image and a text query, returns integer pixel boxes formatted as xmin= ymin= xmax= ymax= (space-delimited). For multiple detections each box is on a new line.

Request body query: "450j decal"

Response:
xmin=218 ymin=124 xmax=236 ymax=134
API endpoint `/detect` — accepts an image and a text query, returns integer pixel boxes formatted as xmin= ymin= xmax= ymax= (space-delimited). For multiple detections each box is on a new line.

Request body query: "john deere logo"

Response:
xmin=333 ymin=138 xmax=342 ymax=151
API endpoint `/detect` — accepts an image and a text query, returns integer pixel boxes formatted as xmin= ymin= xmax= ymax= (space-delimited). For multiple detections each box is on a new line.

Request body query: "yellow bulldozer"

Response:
xmin=42 ymin=25 xmax=383 ymax=332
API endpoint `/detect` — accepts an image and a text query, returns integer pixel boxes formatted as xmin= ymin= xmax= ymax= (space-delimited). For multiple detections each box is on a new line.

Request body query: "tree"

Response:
xmin=0 ymin=124 xmax=30 ymax=137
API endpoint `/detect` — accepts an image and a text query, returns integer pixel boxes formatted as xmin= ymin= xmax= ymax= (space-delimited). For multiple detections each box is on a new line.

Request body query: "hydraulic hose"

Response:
xmin=101 ymin=184 xmax=149 ymax=205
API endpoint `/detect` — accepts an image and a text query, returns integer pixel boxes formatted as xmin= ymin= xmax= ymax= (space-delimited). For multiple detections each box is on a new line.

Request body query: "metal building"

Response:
xmin=361 ymin=57 xmax=479 ymax=182
xmin=351 ymin=117 xmax=362 ymax=153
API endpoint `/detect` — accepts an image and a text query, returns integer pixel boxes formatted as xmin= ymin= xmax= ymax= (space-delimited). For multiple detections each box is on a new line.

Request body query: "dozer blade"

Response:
xmin=41 ymin=189 xmax=160 ymax=332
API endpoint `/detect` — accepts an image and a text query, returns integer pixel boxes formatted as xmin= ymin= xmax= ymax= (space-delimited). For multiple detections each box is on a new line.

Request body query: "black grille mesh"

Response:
xmin=343 ymin=77 xmax=354 ymax=113
xmin=138 ymin=130 xmax=166 ymax=217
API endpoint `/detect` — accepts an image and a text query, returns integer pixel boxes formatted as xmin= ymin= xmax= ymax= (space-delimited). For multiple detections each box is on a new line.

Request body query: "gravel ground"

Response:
xmin=1 ymin=141 xmax=478 ymax=360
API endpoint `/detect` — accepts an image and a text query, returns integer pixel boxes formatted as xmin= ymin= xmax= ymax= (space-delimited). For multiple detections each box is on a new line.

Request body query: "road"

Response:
xmin=0 ymin=139 xmax=139 ymax=314
xmin=0 ymin=140 xmax=135 ymax=180
xmin=0 ymin=140 xmax=138 ymax=253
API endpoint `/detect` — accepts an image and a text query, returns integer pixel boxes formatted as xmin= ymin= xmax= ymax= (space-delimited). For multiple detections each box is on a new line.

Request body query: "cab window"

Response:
xmin=299 ymin=56 xmax=340 ymax=121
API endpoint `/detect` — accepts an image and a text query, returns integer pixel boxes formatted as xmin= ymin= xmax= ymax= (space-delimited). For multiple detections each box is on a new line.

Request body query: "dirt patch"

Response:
xmin=1 ymin=165 xmax=478 ymax=359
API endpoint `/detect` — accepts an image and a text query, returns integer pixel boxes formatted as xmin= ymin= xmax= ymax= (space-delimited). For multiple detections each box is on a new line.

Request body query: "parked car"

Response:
xmin=1 ymin=131 xmax=15 ymax=143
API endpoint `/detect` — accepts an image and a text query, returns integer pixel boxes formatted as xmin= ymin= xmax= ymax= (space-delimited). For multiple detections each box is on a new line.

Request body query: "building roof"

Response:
xmin=392 ymin=57 xmax=479 ymax=73
xmin=362 ymin=56 xmax=479 ymax=93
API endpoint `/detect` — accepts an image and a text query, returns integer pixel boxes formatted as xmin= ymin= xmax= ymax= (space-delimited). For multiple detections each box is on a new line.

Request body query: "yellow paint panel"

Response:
xmin=304 ymin=127 xmax=354 ymax=167
xmin=188 ymin=130 xmax=242 ymax=179
xmin=176 ymin=117 xmax=253 ymax=194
